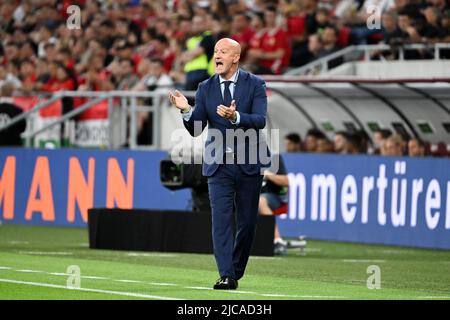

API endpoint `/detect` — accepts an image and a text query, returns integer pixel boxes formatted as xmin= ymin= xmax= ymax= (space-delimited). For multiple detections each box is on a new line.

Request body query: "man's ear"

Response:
xmin=233 ymin=54 xmax=240 ymax=64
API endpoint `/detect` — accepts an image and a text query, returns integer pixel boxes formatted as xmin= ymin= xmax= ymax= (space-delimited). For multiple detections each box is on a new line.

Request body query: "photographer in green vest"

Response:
xmin=179 ymin=15 xmax=215 ymax=91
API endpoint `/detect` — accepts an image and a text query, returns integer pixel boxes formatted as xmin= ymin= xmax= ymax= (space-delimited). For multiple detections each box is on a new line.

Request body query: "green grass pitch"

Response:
xmin=0 ymin=224 xmax=449 ymax=300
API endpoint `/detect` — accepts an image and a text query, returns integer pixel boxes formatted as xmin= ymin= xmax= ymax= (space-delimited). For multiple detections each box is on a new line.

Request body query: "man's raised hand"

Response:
xmin=168 ymin=90 xmax=190 ymax=112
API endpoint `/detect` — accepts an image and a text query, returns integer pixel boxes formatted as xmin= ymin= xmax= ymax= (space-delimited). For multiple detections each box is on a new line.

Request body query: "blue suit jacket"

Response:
xmin=184 ymin=69 xmax=271 ymax=177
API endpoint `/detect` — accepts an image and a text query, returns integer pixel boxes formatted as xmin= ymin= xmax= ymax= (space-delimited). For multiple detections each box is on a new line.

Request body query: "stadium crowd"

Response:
xmin=0 ymin=0 xmax=449 ymax=153
xmin=1 ymin=0 xmax=450 ymax=93
xmin=284 ymin=127 xmax=446 ymax=157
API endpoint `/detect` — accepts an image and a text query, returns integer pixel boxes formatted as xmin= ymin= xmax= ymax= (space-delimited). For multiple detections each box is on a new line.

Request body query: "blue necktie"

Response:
xmin=223 ymin=81 xmax=232 ymax=107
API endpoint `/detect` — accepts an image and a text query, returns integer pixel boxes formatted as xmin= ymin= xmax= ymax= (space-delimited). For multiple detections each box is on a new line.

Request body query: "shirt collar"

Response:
xmin=219 ymin=69 xmax=239 ymax=84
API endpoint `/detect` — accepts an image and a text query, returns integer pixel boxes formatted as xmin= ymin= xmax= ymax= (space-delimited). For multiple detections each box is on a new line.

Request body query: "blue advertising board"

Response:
xmin=0 ymin=148 xmax=190 ymax=227
xmin=1 ymin=148 xmax=449 ymax=250
xmin=279 ymin=153 xmax=450 ymax=250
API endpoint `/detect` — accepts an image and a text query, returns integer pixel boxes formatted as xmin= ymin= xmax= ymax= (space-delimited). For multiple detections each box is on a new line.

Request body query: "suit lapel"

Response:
xmin=233 ymin=69 xmax=246 ymax=111
xmin=211 ymin=74 xmax=223 ymax=109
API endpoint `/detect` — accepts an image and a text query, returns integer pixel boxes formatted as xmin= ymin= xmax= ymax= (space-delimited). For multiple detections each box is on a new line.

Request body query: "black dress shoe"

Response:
xmin=213 ymin=277 xmax=238 ymax=290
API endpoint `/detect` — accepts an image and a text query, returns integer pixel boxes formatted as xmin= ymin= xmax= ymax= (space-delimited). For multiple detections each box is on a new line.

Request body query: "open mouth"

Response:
xmin=215 ymin=61 xmax=223 ymax=67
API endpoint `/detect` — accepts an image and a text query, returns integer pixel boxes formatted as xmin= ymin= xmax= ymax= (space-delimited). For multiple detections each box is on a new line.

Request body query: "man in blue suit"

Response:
xmin=169 ymin=38 xmax=270 ymax=290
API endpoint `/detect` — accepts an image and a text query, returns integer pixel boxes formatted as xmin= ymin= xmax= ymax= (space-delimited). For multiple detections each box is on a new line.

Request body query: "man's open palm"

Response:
xmin=169 ymin=90 xmax=189 ymax=111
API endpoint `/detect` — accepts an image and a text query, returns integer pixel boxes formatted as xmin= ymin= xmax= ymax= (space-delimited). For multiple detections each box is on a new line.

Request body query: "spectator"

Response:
xmin=284 ymin=132 xmax=302 ymax=152
xmin=0 ymin=82 xmax=26 ymax=146
xmin=133 ymin=58 xmax=173 ymax=146
xmin=382 ymin=11 xmax=403 ymax=45
xmin=334 ymin=131 xmax=360 ymax=154
xmin=317 ymin=26 xmax=343 ymax=68
xmin=41 ymin=62 xmax=76 ymax=92
xmin=421 ymin=5 xmax=445 ymax=42
xmin=230 ymin=13 xmax=254 ymax=61
xmin=110 ymin=58 xmax=139 ymax=91
xmin=316 ymin=136 xmax=335 ymax=153
xmin=259 ymin=154 xmax=289 ymax=255
xmin=247 ymin=6 xmax=291 ymax=74
xmin=78 ymin=55 xmax=113 ymax=92
xmin=373 ymin=128 xmax=392 ymax=155
xmin=243 ymin=12 xmax=266 ymax=73
xmin=304 ymin=128 xmax=327 ymax=152
xmin=305 ymin=33 xmax=323 ymax=65
xmin=382 ymin=134 xmax=405 ymax=156
xmin=18 ymin=58 xmax=37 ymax=93
xmin=151 ymin=35 xmax=176 ymax=74
xmin=408 ymin=138 xmax=426 ymax=156
xmin=281 ymin=0 xmax=309 ymax=67
xmin=0 ymin=62 xmax=21 ymax=89
xmin=180 ymin=15 xmax=215 ymax=90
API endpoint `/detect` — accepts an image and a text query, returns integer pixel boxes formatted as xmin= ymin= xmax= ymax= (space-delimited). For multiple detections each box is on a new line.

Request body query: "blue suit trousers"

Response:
xmin=207 ymin=163 xmax=263 ymax=280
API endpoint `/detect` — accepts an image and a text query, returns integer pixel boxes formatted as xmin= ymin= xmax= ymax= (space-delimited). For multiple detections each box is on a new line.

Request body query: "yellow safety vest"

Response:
xmin=184 ymin=31 xmax=212 ymax=73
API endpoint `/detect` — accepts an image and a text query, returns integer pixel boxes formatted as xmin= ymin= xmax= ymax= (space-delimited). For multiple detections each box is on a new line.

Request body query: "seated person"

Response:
xmin=0 ymin=82 xmax=26 ymax=146
xmin=259 ymin=154 xmax=289 ymax=255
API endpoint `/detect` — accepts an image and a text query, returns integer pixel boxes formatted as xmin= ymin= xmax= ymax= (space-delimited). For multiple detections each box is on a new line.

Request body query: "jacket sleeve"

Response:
xmin=183 ymin=82 xmax=208 ymax=137
xmin=235 ymin=78 xmax=267 ymax=130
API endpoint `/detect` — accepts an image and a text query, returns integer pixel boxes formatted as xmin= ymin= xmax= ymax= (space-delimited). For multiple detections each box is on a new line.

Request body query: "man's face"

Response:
xmin=398 ymin=15 xmax=410 ymax=31
xmin=251 ymin=15 xmax=263 ymax=30
xmin=264 ymin=10 xmax=276 ymax=28
xmin=305 ymin=136 xmax=317 ymax=152
xmin=120 ymin=61 xmax=133 ymax=76
xmin=322 ymin=28 xmax=336 ymax=46
xmin=0 ymin=65 xmax=6 ymax=79
xmin=308 ymin=34 xmax=321 ymax=52
xmin=333 ymin=134 xmax=346 ymax=152
xmin=408 ymin=140 xmax=424 ymax=156
xmin=382 ymin=14 xmax=396 ymax=31
xmin=385 ymin=140 xmax=403 ymax=156
xmin=214 ymin=40 xmax=240 ymax=77
xmin=232 ymin=14 xmax=247 ymax=32
xmin=285 ymin=139 xmax=300 ymax=152
xmin=316 ymin=139 xmax=333 ymax=153
xmin=192 ymin=16 xmax=205 ymax=35
xmin=149 ymin=61 xmax=163 ymax=77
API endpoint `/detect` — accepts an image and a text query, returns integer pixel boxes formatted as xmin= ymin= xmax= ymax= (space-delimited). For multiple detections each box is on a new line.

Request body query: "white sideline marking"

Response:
xmin=185 ymin=287 xmax=257 ymax=295
xmin=1 ymin=265 xmax=348 ymax=299
xmin=0 ymin=278 xmax=181 ymax=300
xmin=224 ymin=290 xmax=258 ymax=294
xmin=126 ymin=253 xmax=178 ymax=258
xmin=148 ymin=282 xmax=178 ymax=286
xmin=82 ymin=276 xmax=109 ymax=280
xmin=7 ymin=241 xmax=30 ymax=245
xmin=250 ymin=256 xmax=281 ymax=260
xmin=261 ymin=293 xmax=346 ymax=299
xmin=342 ymin=259 xmax=386 ymax=263
xmin=417 ymin=296 xmax=450 ymax=299
xmin=115 ymin=279 xmax=142 ymax=283
xmin=19 ymin=251 xmax=73 ymax=256
xmin=15 ymin=269 xmax=42 ymax=273
xmin=185 ymin=286 xmax=212 ymax=290
xmin=49 ymin=272 xmax=68 ymax=276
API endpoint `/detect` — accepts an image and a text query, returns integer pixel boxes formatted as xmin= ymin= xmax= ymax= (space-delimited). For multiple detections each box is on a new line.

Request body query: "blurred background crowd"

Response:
xmin=283 ymin=127 xmax=444 ymax=157
xmin=1 ymin=0 xmax=449 ymax=94
xmin=0 ymin=0 xmax=449 ymax=154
